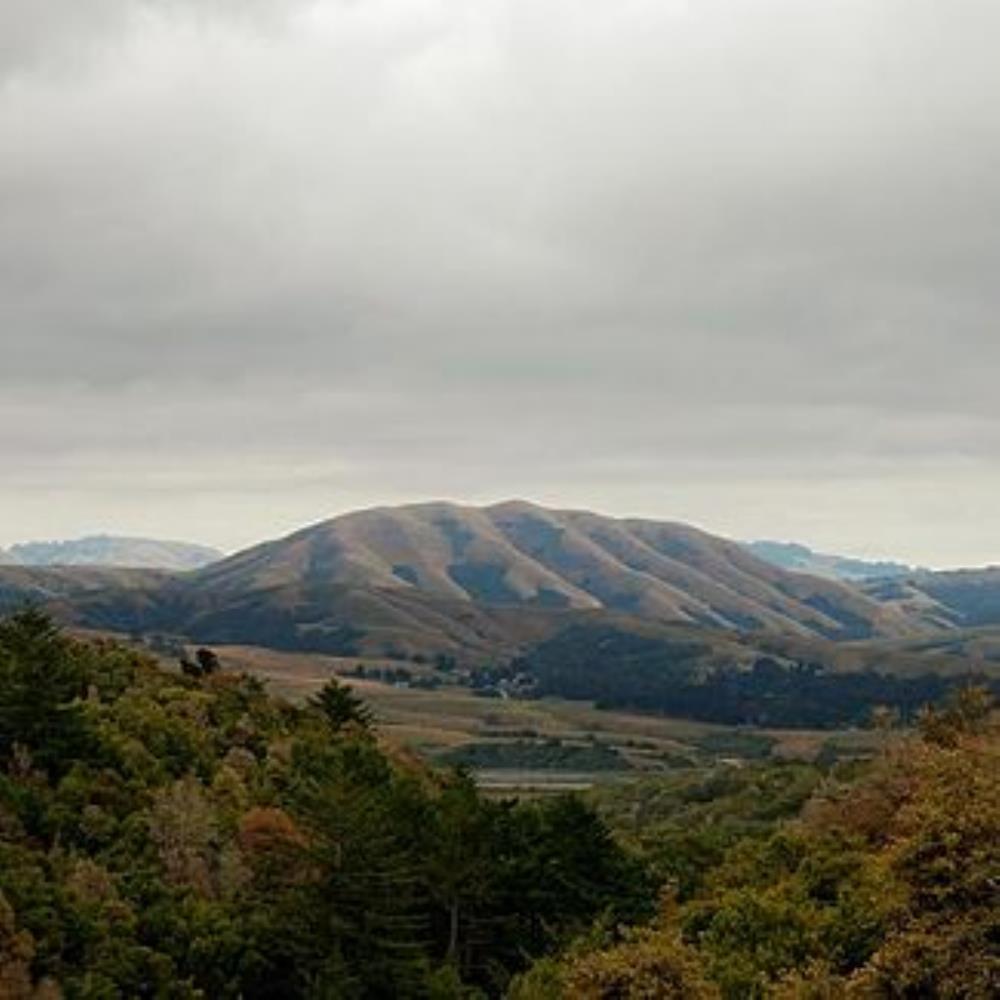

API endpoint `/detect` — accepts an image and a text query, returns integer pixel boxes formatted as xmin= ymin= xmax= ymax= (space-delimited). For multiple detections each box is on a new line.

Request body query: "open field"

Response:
xmin=209 ymin=644 xmax=883 ymax=782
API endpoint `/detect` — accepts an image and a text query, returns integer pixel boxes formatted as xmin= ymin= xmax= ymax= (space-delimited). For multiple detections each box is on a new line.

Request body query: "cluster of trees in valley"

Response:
xmin=0 ymin=611 xmax=997 ymax=997
xmin=517 ymin=624 xmax=1000 ymax=728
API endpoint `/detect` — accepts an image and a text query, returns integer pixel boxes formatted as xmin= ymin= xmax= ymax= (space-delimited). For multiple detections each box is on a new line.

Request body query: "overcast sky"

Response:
xmin=2 ymin=0 xmax=999 ymax=566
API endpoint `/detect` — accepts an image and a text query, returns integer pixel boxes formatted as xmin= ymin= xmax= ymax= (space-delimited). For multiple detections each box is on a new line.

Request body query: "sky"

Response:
xmin=2 ymin=0 xmax=999 ymax=567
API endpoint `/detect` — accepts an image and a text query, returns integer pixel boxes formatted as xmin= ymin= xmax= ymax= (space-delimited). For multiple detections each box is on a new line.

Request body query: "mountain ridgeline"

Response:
xmin=151 ymin=500 xmax=920 ymax=645
xmin=0 ymin=501 xmax=994 ymax=657
xmin=1 ymin=502 xmax=999 ymax=729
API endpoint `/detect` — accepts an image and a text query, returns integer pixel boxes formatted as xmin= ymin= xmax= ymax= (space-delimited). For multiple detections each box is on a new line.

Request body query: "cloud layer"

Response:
xmin=2 ymin=0 xmax=999 ymax=565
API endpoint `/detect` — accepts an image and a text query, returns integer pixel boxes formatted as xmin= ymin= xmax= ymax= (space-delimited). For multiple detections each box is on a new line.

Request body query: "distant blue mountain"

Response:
xmin=745 ymin=540 xmax=912 ymax=581
xmin=0 ymin=535 xmax=222 ymax=571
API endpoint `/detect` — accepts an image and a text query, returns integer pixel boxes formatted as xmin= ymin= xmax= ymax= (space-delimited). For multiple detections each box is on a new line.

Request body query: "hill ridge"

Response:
xmin=11 ymin=501 xmax=992 ymax=659
xmin=186 ymin=500 xmax=918 ymax=643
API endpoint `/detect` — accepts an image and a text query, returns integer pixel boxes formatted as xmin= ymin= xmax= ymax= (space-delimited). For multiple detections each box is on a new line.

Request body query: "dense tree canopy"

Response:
xmin=521 ymin=624 xmax=1000 ymax=728
xmin=0 ymin=611 xmax=996 ymax=997
xmin=0 ymin=612 xmax=649 ymax=998
xmin=512 ymin=686 xmax=1000 ymax=998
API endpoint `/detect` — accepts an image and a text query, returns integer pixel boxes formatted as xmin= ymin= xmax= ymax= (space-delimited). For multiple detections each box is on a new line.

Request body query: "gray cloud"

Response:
xmin=2 ymin=0 xmax=999 ymax=565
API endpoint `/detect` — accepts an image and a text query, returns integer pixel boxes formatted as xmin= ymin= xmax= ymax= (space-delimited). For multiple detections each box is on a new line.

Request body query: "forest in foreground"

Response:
xmin=0 ymin=611 xmax=997 ymax=998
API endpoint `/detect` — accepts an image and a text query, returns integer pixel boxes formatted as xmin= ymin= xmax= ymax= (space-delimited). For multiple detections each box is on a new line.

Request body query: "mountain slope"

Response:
xmin=0 ymin=565 xmax=169 ymax=620
xmin=1 ymin=535 xmax=223 ymax=570
xmin=864 ymin=567 xmax=1000 ymax=629
xmin=188 ymin=500 xmax=921 ymax=642
xmin=2 ymin=502 xmax=954 ymax=660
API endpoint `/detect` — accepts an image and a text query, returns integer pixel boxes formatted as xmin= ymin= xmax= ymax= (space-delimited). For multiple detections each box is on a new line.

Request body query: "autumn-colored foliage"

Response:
xmin=1 ymin=611 xmax=996 ymax=998
xmin=0 ymin=612 xmax=649 ymax=997
xmin=238 ymin=806 xmax=307 ymax=855
xmin=513 ymin=689 xmax=1000 ymax=998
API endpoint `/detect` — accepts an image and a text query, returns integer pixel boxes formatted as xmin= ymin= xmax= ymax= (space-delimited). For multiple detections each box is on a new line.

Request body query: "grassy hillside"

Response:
xmin=3 ymin=561 xmax=998 ymax=736
xmin=869 ymin=567 xmax=1000 ymax=628
xmin=0 ymin=504 xmax=971 ymax=669
xmin=186 ymin=500 xmax=922 ymax=642
xmin=0 ymin=565 xmax=168 ymax=614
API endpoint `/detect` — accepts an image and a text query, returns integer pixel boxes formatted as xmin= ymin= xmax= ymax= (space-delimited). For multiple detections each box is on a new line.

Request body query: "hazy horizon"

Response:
xmin=4 ymin=1 xmax=1000 ymax=568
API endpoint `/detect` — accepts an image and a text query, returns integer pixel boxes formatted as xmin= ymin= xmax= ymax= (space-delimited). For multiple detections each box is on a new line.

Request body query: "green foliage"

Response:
xmin=0 ymin=614 xmax=649 ymax=997
xmin=522 ymin=624 xmax=1000 ymax=727
xmin=0 ymin=609 xmax=96 ymax=776
xmin=562 ymin=924 xmax=717 ymax=999
xmin=309 ymin=677 xmax=375 ymax=732
xmin=589 ymin=762 xmax=825 ymax=899
xmin=682 ymin=831 xmax=891 ymax=998
xmin=438 ymin=739 xmax=628 ymax=772
xmin=519 ymin=690 xmax=1000 ymax=998
xmin=3 ymin=615 xmax=995 ymax=998
xmin=916 ymin=682 xmax=995 ymax=746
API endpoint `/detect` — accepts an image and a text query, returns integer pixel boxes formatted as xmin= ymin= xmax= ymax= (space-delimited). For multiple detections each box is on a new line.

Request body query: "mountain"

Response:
xmin=745 ymin=540 xmax=912 ymax=581
xmin=0 ymin=535 xmax=223 ymax=571
xmin=0 ymin=502 xmax=957 ymax=661
xmin=5 ymin=501 xmax=999 ymax=729
xmin=863 ymin=567 xmax=1000 ymax=630
xmin=155 ymin=500 xmax=923 ymax=649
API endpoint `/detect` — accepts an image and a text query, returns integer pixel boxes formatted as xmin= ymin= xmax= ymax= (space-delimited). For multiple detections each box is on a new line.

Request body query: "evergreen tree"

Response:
xmin=0 ymin=609 xmax=92 ymax=775
xmin=309 ymin=678 xmax=375 ymax=732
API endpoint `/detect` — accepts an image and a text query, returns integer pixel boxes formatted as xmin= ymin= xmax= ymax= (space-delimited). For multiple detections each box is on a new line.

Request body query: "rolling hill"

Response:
xmin=183 ymin=500 xmax=923 ymax=641
xmin=863 ymin=567 xmax=1000 ymax=629
xmin=4 ymin=502 xmax=1000 ymax=728
xmin=3 ymin=501 xmax=989 ymax=664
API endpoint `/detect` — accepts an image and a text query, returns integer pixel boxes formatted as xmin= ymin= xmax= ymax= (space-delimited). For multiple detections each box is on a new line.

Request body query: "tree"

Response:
xmin=564 ymin=925 xmax=718 ymax=999
xmin=424 ymin=771 xmax=497 ymax=970
xmin=0 ymin=892 xmax=37 ymax=1000
xmin=180 ymin=648 xmax=222 ymax=679
xmin=196 ymin=648 xmax=221 ymax=676
xmin=917 ymin=684 xmax=994 ymax=746
xmin=285 ymin=741 xmax=430 ymax=996
xmin=309 ymin=679 xmax=374 ymax=732
xmin=0 ymin=609 xmax=93 ymax=775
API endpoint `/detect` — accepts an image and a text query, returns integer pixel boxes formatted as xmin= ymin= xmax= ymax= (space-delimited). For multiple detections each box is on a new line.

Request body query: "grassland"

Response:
xmin=208 ymin=644 xmax=882 ymax=787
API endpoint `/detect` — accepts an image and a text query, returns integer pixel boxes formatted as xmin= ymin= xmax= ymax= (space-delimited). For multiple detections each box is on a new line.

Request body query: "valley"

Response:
xmin=205 ymin=642 xmax=880 ymax=767
xmin=4 ymin=501 xmax=1000 ymax=746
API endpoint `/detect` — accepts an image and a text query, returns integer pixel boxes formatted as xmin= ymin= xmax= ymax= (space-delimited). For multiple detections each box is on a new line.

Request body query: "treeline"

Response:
xmin=0 ymin=611 xmax=651 ymax=998
xmin=520 ymin=624 xmax=1000 ymax=727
